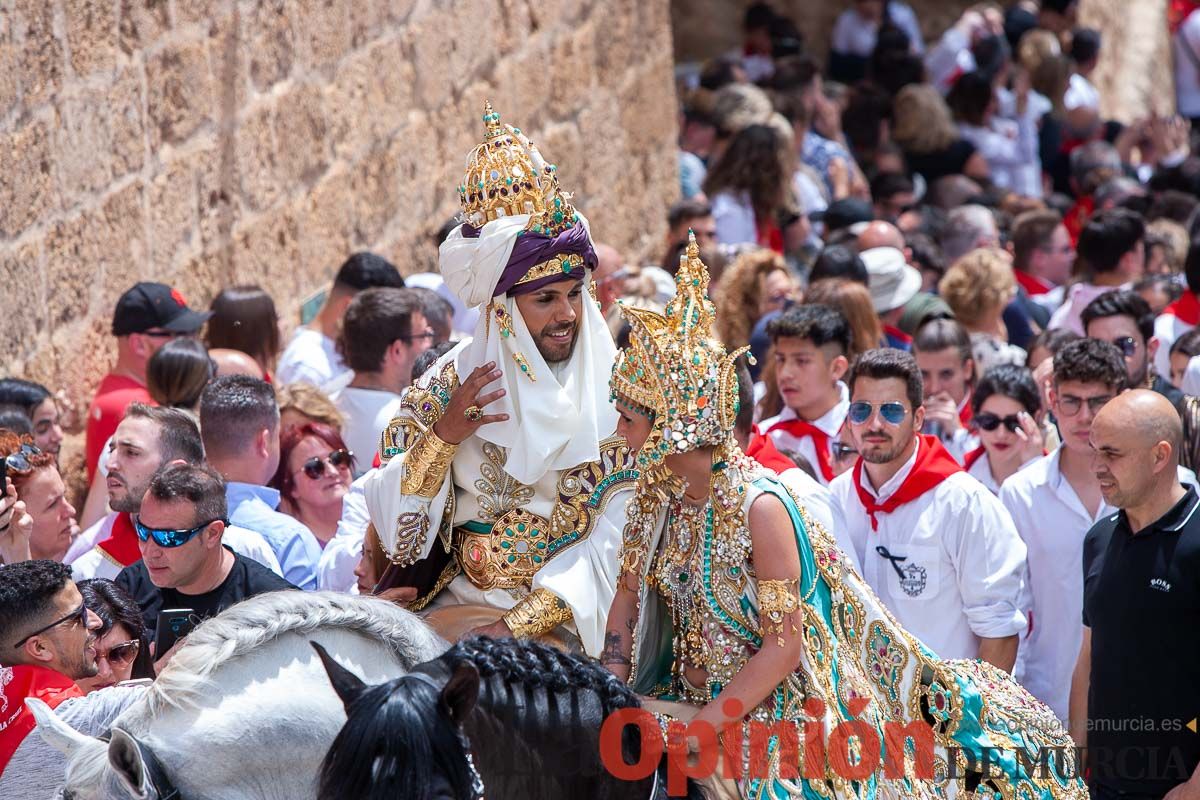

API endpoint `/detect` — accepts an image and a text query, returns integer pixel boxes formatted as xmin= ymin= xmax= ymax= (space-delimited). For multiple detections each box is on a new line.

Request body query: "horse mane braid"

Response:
xmin=449 ymin=636 xmax=640 ymax=717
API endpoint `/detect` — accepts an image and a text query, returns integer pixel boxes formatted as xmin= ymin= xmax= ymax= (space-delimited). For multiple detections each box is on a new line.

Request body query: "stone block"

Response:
xmin=16 ymin=0 xmax=63 ymax=106
xmin=0 ymin=119 xmax=56 ymax=239
xmin=403 ymin=11 xmax=457 ymax=109
xmin=0 ymin=241 xmax=46 ymax=365
xmin=233 ymin=103 xmax=281 ymax=212
xmin=274 ymin=82 xmax=329 ymax=192
xmin=294 ymin=0 xmax=352 ymax=70
xmin=118 ymin=0 xmax=171 ymax=55
xmin=378 ymin=0 xmax=419 ymax=26
xmin=348 ymin=146 xmax=399 ymax=245
xmin=228 ymin=206 xmax=301 ymax=289
xmin=196 ymin=132 xmax=241 ymax=250
xmin=0 ymin=25 xmax=20 ymax=120
xmin=64 ymin=0 xmax=119 ymax=77
xmin=245 ymin=0 xmax=295 ymax=92
xmin=295 ymin=166 xmax=355 ymax=282
xmin=53 ymin=68 xmax=146 ymax=204
xmin=205 ymin=10 xmax=249 ymax=112
xmin=326 ymin=37 xmax=413 ymax=159
xmin=148 ymin=148 xmax=204 ymax=269
xmin=146 ymin=38 xmax=214 ymax=147
xmin=546 ymin=17 xmax=597 ymax=120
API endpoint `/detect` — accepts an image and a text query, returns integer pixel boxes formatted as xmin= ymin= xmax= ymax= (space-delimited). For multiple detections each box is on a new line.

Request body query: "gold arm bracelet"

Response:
xmin=758 ymin=578 xmax=801 ymax=648
xmin=399 ymin=428 xmax=458 ymax=498
xmin=502 ymin=588 xmax=574 ymax=638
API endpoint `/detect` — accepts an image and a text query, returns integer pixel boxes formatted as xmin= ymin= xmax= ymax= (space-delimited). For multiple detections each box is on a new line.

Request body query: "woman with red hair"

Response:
xmin=0 ymin=430 xmax=77 ymax=563
xmin=271 ymin=423 xmax=355 ymax=547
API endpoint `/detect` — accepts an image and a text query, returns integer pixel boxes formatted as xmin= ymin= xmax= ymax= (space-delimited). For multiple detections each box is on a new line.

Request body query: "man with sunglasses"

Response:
xmin=829 ymin=349 xmax=1028 ymax=669
xmin=332 ymin=287 xmax=431 ymax=478
xmin=0 ymin=560 xmax=142 ymax=797
xmin=85 ymin=282 xmax=212 ymax=482
xmin=115 ymin=463 xmax=295 ymax=639
xmin=1082 ymin=289 xmax=1184 ymax=408
xmin=69 ymin=404 xmax=281 ymax=583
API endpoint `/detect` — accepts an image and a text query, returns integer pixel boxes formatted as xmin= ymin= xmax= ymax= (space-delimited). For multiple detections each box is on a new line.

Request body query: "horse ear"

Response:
xmin=27 ymin=698 xmax=94 ymax=758
xmin=310 ymin=640 xmax=366 ymax=711
xmin=108 ymin=728 xmax=152 ymax=800
xmin=440 ymin=662 xmax=480 ymax=725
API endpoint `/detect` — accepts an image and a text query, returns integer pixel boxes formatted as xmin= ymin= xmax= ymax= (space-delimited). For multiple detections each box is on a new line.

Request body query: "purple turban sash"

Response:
xmin=461 ymin=221 xmax=597 ymax=296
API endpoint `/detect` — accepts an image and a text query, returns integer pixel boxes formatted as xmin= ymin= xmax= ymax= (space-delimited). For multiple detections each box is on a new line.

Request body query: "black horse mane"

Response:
xmin=319 ymin=637 xmax=705 ymax=800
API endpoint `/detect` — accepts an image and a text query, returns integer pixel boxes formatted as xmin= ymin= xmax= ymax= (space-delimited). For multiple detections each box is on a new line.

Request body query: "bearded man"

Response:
xmin=363 ymin=104 xmax=636 ymax=657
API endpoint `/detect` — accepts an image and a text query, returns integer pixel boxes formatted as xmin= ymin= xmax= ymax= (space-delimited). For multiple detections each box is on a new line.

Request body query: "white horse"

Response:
xmin=29 ymin=591 xmax=446 ymax=800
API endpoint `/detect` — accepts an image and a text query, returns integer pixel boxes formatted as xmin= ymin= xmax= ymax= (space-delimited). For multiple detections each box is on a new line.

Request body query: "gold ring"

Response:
xmin=464 ymin=405 xmax=483 ymax=422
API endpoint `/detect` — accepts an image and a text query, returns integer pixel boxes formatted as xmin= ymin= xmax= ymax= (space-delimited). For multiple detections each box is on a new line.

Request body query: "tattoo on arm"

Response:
xmin=599 ymin=630 xmax=631 ymax=666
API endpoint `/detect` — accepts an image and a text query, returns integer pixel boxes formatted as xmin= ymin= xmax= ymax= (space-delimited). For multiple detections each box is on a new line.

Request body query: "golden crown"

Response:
xmin=610 ymin=233 xmax=748 ymax=468
xmin=456 ymin=102 xmax=579 ymax=236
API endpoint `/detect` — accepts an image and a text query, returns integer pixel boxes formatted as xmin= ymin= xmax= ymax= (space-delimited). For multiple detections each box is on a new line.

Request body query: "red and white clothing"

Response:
xmin=830 ymin=435 xmax=1028 ymax=660
xmin=999 ymin=448 xmax=1112 ymax=722
xmin=69 ymin=512 xmax=283 ymax=582
xmin=1153 ymin=292 xmax=1200 ymax=379
xmin=754 ymin=382 xmax=849 ymax=486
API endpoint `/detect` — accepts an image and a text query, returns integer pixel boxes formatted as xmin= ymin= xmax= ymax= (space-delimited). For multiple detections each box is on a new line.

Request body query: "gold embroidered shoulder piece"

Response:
xmin=379 ymin=359 xmax=460 ymax=464
xmin=549 ymin=435 xmax=639 ymax=550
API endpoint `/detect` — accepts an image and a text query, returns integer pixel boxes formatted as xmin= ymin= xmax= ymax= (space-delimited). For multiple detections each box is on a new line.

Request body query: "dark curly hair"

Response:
xmin=0 ymin=560 xmax=74 ymax=658
xmin=1052 ymin=338 xmax=1127 ymax=391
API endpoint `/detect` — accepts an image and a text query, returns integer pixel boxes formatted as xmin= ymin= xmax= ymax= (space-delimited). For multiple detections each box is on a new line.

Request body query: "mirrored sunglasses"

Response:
xmin=848 ymin=401 xmax=908 ymax=426
xmin=134 ymin=516 xmax=225 ymax=548
xmin=1111 ymin=336 xmax=1138 ymax=357
xmin=3 ymin=442 xmax=42 ymax=475
xmin=975 ymin=413 xmax=1022 ymax=433
xmin=300 ymin=449 xmax=354 ymax=480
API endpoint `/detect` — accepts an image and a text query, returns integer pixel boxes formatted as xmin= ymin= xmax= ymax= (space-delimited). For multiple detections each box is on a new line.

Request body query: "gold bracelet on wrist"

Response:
xmin=502 ymin=588 xmax=574 ymax=638
xmin=399 ymin=428 xmax=458 ymax=498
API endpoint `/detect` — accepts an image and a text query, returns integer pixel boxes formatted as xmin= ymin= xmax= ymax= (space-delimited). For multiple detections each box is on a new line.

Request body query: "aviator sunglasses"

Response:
xmin=297 ymin=449 xmax=354 ymax=480
xmin=134 ymin=516 xmax=226 ymax=548
xmin=848 ymin=401 xmax=909 ymax=426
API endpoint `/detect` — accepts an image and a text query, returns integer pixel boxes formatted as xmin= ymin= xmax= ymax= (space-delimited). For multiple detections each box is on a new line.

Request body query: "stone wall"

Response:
xmin=3 ymin=0 xmax=679 ymax=466
xmin=671 ymin=0 xmax=1171 ymax=122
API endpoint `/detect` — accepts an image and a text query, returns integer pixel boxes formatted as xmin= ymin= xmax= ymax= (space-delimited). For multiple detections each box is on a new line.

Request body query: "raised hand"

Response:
xmin=431 ymin=362 xmax=510 ymax=445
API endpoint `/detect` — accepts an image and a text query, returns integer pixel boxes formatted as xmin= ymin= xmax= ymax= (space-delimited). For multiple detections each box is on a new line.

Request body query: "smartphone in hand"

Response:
xmin=154 ymin=608 xmax=198 ymax=657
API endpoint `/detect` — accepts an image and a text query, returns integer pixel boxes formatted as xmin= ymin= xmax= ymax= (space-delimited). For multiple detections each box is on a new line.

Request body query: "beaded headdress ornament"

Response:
xmin=610 ymin=233 xmax=749 ymax=470
xmin=457 ymin=101 xmax=579 ymax=239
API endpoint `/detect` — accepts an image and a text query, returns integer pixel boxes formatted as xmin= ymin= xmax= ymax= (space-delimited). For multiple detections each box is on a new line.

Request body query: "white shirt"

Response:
xmin=316 ymin=474 xmax=371 ymax=593
xmin=1064 ymin=73 xmax=1101 ymax=112
xmin=831 ymin=2 xmax=925 ymax=57
xmin=711 ymin=190 xmax=758 ymax=247
xmin=276 ymin=327 xmax=351 ymax=390
xmin=777 ymin=467 xmax=849 ymax=565
xmin=967 ymin=449 xmax=1041 ymax=496
xmin=332 ymin=386 xmax=404 ymax=477
xmin=830 ymin=443 xmax=1028 ymax=660
xmin=757 ymin=382 xmax=849 ymax=487
xmin=1153 ymin=309 xmax=1194 ymax=380
xmin=957 ymin=108 xmax=1041 ymax=199
xmin=999 ymin=448 xmax=1111 ymax=722
xmin=69 ymin=512 xmax=284 ymax=582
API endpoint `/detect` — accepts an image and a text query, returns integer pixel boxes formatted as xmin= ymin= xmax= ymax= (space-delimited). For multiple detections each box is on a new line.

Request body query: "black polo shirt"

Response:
xmin=1082 ymin=486 xmax=1200 ymax=795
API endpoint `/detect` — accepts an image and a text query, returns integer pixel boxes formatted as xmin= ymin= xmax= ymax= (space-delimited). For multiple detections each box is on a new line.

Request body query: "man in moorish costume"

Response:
xmin=362 ymin=104 xmax=635 ymax=657
xmin=602 ymin=235 xmax=1087 ymax=799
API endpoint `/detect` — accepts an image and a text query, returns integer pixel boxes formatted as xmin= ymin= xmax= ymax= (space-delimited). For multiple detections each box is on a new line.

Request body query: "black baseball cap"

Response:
xmin=818 ymin=198 xmax=874 ymax=232
xmin=112 ymin=282 xmax=212 ymax=336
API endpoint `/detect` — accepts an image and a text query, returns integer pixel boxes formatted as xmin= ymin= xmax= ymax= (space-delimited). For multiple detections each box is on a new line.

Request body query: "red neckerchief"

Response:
xmin=958 ymin=389 xmax=974 ymax=427
xmin=963 ymin=445 xmax=987 ymax=471
xmin=0 ymin=665 xmax=83 ymax=772
xmin=1163 ymin=292 xmax=1200 ymax=325
xmin=757 ymin=219 xmax=784 ymax=254
xmin=763 ymin=418 xmax=837 ymax=482
xmin=746 ymin=429 xmax=800 ymax=475
xmin=1063 ymin=195 xmax=1094 ymax=246
xmin=96 ymin=512 xmax=142 ymax=567
xmin=851 ymin=435 xmax=963 ymax=530
xmin=883 ymin=325 xmax=912 ymax=347
xmin=1015 ymin=269 xmax=1052 ymax=296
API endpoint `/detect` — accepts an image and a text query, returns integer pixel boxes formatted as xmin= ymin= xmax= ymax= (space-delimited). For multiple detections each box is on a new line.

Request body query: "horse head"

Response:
xmin=28 ymin=697 xmax=175 ymax=800
xmin=311 ymin=640 xmax=482 ymax=800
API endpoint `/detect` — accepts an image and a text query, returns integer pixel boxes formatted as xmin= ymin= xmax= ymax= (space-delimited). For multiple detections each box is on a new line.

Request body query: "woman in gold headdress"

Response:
xmin=601 ymin=235 xmax=1087 ymax=799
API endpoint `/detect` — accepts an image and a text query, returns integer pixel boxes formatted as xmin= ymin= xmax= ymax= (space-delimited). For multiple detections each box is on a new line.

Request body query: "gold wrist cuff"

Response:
xmin=399 ymin=428 xmax=457 ymax=498
xmin=502 ymin=588 xmax=574 ymax=638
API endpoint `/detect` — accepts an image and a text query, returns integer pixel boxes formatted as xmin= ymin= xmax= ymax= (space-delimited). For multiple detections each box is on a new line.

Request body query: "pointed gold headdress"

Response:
xmin=610 ymin=233 xmax=749 ymax=469
xmin=456 ymin=101 xmax=578 ymax=237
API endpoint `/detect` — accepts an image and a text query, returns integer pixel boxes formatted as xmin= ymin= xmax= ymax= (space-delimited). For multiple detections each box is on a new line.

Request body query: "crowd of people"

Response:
xmin=3 ymin=0 xmax=1200 ymax=797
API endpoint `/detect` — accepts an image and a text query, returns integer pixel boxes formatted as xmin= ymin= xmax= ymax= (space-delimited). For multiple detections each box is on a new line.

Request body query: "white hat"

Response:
xmin=861 ymin=247 xmax=922 ymax=313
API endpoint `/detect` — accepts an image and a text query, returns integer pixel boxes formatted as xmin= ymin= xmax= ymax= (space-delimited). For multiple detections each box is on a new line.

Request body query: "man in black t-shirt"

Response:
xmin=115 ymin=463 xmax=295 ymax=640
xmin=1072 ymin=390 xmax=1200 ymax=799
